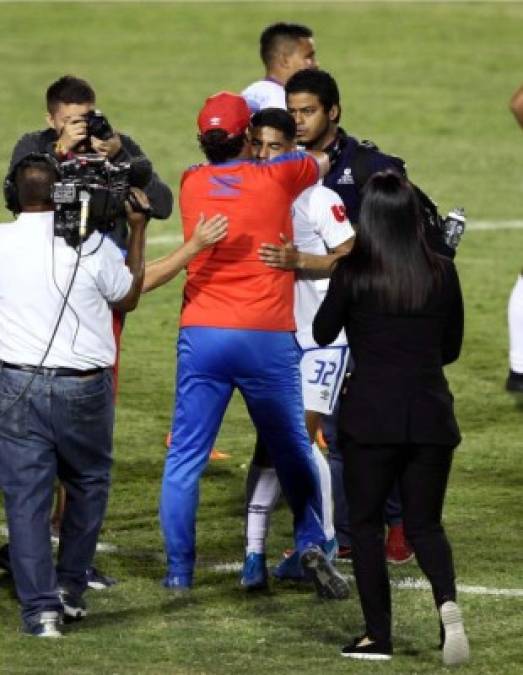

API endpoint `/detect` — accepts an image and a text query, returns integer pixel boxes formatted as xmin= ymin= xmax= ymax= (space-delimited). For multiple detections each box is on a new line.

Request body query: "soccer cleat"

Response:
xmin=300 ymin=545 xmax=349 ymax=600
xmin=210 ymin=448 xmax=231 ymax=461
xmin=24 ymin=611 xmax=63 ymax=638
xmin=337 ymin=545 xmax=353 ymax=561
xmin=240 ymin=552 xmax=268 ymax=590
xmin=440 ymin=601 xmax=470 ymax=666
xmin=341 ymin=635 xmax=392 ymax=660
xmin=165 ymin=432 xmax=230 ymax=460
xmin=272 ymin=550 xmax=304 ymax=580
xmin=273 ymin=537 xmax=338 ymax=581
xmin=59 ymin=588 xmax=88 ymax=620
xmin=386 ymin=524 xmax=414 ymax=565
xmin=0 ymin=543 xmax=12 ymax=574
xmin=162 ymin=574 xmax=192 ymax=594
xmin=506 ymin=369 xmax=523 ymax=394
xmin=86 ymin=565 xmax=117 ymax=590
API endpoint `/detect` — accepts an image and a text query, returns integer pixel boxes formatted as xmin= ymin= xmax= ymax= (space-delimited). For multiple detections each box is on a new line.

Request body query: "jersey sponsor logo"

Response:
xmin=331 ymin=204 xmax=346 ymax=222
xmin=336 ymin=168 xmax=354 ymax=185
xmin=209 ymin=174 xmax=242 ymax=197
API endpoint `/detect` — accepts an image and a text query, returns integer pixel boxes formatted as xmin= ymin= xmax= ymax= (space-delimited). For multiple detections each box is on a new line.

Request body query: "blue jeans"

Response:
xmin=160 ymin=327 xmax=325 ymax=583
xmin=0 ymin=365 xmax=114 ymax=624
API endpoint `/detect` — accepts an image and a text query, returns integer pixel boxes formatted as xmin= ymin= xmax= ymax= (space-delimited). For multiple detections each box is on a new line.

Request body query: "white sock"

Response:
xmin=508 ymin=276 xmax=523 ymax=373
xmin=311 ymin=442 xmax=335 ymax=541
xmin=245 ymin=464 xmax=280 ymax=554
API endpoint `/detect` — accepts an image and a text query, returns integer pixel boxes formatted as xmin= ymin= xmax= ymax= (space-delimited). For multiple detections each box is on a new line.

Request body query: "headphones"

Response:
xmin=4 ymin=152 xmax=62 ymax=214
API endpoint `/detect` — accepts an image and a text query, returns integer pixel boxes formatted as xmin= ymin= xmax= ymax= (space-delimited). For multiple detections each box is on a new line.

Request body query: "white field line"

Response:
xmin=146 ymin=220 xmax=523 ymax=246
xmin=1 ymin=525 xmax=522 ymax=599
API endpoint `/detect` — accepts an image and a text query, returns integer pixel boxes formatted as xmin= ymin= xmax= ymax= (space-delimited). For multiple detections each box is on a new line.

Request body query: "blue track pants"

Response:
xmin=160 ymin=327 xmax=325 ymax=582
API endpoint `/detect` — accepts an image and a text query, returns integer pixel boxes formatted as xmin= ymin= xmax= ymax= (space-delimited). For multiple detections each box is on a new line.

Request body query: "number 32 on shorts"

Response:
xmin=307 ymin=359 xmax=337 ymax=386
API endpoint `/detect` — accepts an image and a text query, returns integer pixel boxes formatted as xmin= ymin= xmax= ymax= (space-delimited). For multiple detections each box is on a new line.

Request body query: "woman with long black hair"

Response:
xmin=313 ymin=171 xmax=469 ymax=665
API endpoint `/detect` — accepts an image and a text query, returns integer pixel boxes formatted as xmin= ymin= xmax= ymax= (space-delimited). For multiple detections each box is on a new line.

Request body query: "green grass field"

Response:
xmin=1 ymin=2 xmax=523 ymax=673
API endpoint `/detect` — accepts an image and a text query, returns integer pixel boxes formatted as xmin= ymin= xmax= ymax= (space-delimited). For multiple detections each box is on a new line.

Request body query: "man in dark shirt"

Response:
xmin=285 ymin=68 xmax=403 ymax=225
xmin=9 ymin=75 xmax=173 ymax=249
xmin=285 ymin=68 xmax=414 ymax=565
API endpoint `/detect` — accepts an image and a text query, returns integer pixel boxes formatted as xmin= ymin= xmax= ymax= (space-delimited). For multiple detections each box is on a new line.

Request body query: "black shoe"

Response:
xmin=59 ymin=588 xmax=88 ymax=621
xmin=0 ymin=543 xmax=12 ymax=574
xmin=23 ymin=611 xmax=63 ymax=638
xmin=341 ymin=635 xmax=392 ymax=660
xmin=440 ymin=601 xmax=470 ymax=666
xmin=506 ymin=370 xmax=523 ymax=393
xmin=86 ymin=566 xmax=117 ymax=590
xmin=300 ymin=545 xmax=349 ymax=600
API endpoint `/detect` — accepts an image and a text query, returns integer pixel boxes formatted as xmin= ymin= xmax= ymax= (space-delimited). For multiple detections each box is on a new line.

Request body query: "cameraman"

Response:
xmin=9 ymin=75 xmax=173 ymax=248
xmin=7 ymin=76 xmax=172 ymax=585
xmin=0 ymin=156 xmax=147 ymax=637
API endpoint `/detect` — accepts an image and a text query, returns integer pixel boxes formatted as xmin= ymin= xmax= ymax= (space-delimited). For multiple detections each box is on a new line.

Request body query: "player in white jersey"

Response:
xmin=242 ymin=22 xmax=317 ymax=112
xmin=240 ymin=108 xmax=354 ymax=589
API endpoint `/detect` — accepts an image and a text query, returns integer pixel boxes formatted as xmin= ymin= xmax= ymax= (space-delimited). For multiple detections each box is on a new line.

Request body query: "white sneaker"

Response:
xmin=440 ymin=601 xmax=470 ymax=666
xmin=24 ymin=611 xmax=63 ymax=638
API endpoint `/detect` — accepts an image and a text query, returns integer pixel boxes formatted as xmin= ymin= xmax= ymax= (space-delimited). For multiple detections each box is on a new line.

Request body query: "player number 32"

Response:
xmin=308 ymin=359 xmax=337 ymax=387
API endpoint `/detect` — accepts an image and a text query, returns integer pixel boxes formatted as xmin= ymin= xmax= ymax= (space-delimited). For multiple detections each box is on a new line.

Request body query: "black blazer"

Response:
xmin=313 ymin=258 xmax=463 ymax=446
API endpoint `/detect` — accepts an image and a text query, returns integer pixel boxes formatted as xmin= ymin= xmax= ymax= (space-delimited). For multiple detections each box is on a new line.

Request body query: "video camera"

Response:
xmin=52 ymin=154 xmax=152 ymax=247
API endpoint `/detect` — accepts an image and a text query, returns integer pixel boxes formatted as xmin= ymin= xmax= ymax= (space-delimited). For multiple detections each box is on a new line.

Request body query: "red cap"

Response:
xmin=197 ymin=91 xmax=251 ymax=137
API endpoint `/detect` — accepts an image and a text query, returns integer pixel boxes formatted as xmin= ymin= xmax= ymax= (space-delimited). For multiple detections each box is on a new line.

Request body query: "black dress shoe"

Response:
xmin=341 ymin=635 xmax=392 ymax=660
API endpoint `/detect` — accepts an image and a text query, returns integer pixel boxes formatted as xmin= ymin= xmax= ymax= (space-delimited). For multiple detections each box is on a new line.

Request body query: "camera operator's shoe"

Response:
xmin=0 ymin=543 xmax=12 ymax=574
xmin=86 ymin=566 xmax=117 ymax=590
xmin=440 ymin=601 xmax=470 ymax=666
xmin=506 ymin=369 xmax=523 ymax=393
xmin=59 ymin=588 xmax=87 ymax=621
xmin=23 ymin=611 xmax=63 ymax=638
xmin=240 ymin=552 xmax=268 ymax=590
xmin=300 ymin=545 xmax=349 ymax=600
xmin=386 ymin=524 xmax=414 ymax=565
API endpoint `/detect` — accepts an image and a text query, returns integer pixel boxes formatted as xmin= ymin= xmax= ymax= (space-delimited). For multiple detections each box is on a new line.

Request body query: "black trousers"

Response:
xmin=340 ymin=435 xmax=457 ymax=644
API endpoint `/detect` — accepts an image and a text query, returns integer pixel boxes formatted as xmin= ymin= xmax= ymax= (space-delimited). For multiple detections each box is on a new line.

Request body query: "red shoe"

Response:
xmin=386 ymin=524 xmax=414 ymax=565
xmin=337 ymin=545 xmax=353 ymax=561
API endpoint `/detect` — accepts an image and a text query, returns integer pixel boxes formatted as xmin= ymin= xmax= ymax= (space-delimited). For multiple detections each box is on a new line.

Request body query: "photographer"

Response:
xmin=0 ymin=155 xmax=147 ymax=637
xmin=9 ymin=75 xmax=173 ymax=248
xmin=7 ymin=76 xmax=172 ymax=586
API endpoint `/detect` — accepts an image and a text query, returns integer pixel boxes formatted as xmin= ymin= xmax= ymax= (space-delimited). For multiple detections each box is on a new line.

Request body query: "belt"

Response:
xmin=1 ymin=362 xmax=106 ymax=377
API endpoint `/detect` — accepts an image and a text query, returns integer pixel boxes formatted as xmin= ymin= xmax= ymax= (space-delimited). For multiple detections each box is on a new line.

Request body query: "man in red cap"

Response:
xmin=159 ymin=92 xmax=348 ymax=600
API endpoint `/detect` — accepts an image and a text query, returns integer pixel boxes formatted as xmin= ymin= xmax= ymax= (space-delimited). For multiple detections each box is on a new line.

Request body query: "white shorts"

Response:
xmin=300 ymin=345 xmax=350 ymax=415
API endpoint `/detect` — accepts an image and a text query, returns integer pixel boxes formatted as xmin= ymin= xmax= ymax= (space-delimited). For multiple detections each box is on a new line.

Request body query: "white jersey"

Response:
xmin=0 ymin=211 xmax=132 ymax=369
xmin=292 ymin=185 xmax=354 ymax=349
xmin=242 ymin=79 xmax=285 ymax=112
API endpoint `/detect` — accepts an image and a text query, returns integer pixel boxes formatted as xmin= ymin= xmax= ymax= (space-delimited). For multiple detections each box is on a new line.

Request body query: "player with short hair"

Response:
xmin=240 ymin=108 xmax=354 ymax=588
xmin=242 ymin=22 xmax=317 ymax=112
